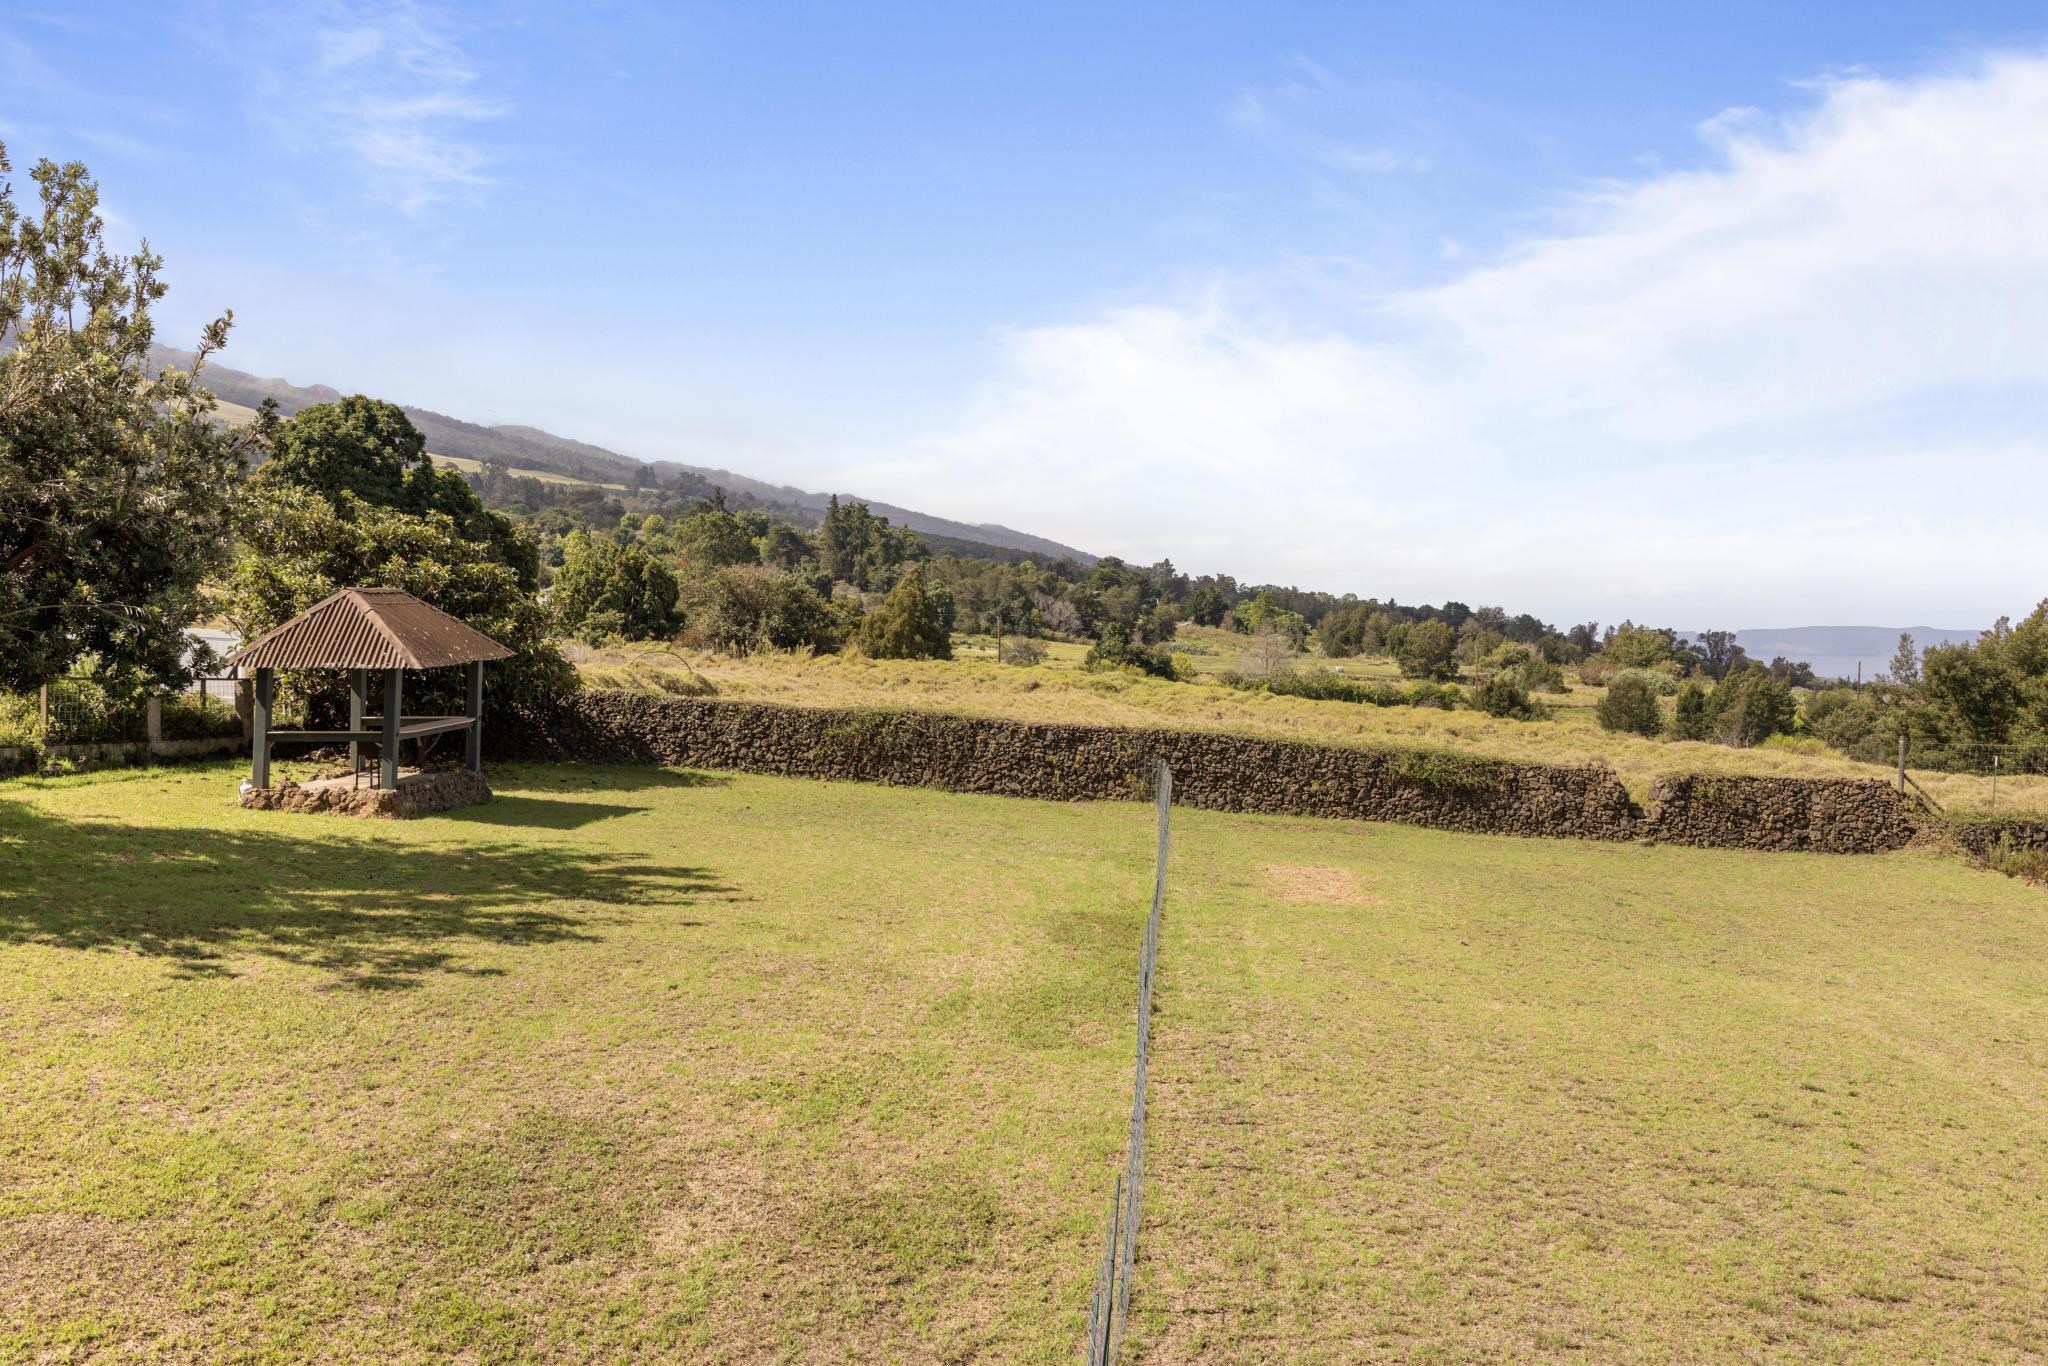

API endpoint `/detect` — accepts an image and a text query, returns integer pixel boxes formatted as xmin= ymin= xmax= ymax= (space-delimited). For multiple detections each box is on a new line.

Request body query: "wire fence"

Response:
xmin=1 ymin=674 xmax=247 ymax=747
xmin=1085 ymin=759 xmax=1171 ymax=1365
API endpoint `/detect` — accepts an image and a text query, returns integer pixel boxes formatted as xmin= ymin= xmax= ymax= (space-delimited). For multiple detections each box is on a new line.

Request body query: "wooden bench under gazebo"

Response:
xmin=224 ymin=587 xmax=512 ymax=818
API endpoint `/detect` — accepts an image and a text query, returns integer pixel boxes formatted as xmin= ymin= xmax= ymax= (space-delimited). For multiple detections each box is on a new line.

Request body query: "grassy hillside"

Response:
xmin=572 ymin=631 xmax=2044 ymax=816
xmin=3 ymin=765 xmax=2041 ymax=1359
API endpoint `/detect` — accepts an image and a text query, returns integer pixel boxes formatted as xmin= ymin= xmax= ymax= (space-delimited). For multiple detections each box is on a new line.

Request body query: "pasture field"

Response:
xmin=572 ymin=634 xmax=2043 ymax=816
xmin=3 ymin=763 xmax=2044 ymax=1361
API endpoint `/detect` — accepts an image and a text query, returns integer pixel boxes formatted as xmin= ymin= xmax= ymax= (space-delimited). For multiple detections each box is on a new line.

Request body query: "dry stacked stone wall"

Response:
xmin=241 ymin=768 xmax=490 ymax=819
xmin=493 ymin=691 xmax=1927 ymax=853
xmin=1951 ymin=821 xmax=2048 ymax=858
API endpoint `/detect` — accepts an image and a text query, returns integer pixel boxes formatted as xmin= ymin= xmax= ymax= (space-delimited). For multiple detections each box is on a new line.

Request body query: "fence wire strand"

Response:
xmin=1086 ymin=759 xmax=1170 ymax=1365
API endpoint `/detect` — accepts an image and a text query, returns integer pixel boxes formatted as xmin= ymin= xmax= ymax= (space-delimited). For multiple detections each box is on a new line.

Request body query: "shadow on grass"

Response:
xmin=444 ymin=796 xmax=646 ymax=831
xmin=487 ymin=763 xmax=734 ymax=795
xmin=0 ymin=798 xmax=733 ymax=991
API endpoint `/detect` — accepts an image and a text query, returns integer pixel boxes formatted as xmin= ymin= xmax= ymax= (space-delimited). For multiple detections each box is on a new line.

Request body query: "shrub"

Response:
xmin=1671 ymin=681 xmax=1712 ymax=741
xmin=856 ymin=565 xmax=951 ymax=661
xmin=693 ymin=566 xmax=846 ymax=656
xmin=1396 ymin=618 xmax=1459 ymax=681
xmin=1250 ymin=671 xmax=1405 ymax=705
xmin=1516 ymin=655 xmax=1569 ymax=694
xmin=999 ymin=636 xmax=1047 ymax=666
xmin=1802 ymin=687 xmax=1882 ymax=752
xmin=1473 ymin=673 xmax=1544 ymax=720
xmin=159 ymin=694 xmax=245 ymax=741
xmin=1405 ymin=681 xmax=1462 ymax=710
xmin=1708 ymin=667 xmax=1796 ymax=748
xmin=1085 ymin=626 xmax=1179 ymax=680
xmin=1987 ymin=836 xmax=2048 ymax=885
xmin=1613 ymin=666 xmax=1680 ymax=696
xmin=1597 ymin=674 xmax=1664 ymax=737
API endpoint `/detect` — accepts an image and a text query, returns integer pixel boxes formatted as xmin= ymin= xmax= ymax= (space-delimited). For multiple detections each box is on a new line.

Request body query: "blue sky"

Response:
xmin=5 ymin=2 xmax=2046 ymax=626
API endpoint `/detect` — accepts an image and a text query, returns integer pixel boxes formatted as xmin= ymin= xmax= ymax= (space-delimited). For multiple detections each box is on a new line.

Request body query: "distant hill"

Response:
xmin=157 ymin=348 xmax=1097 ymax=565
xmin=1730 ymin=625 xmax=1982 ymax=683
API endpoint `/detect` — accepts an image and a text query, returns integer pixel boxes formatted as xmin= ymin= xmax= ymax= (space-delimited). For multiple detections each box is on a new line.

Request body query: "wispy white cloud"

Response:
xmin=246 ymin=1 xmax=506 ymax=212
xmin=851 ymin=52 xmax=2048 ymax=625
xmin=1313 ymin=141 xmax=1428 ymax=175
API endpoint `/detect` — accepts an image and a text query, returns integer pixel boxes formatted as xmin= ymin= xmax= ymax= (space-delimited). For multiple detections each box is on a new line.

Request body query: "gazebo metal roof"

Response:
xmin=225 ymin=587 xmax=512 ymax=672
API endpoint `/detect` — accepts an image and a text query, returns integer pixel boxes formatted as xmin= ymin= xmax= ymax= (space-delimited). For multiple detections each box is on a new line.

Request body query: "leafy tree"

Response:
xmin=262 ymin=393 xmax=426 ymax=508
xmin=690 ymin=565 xmax=847 ymax=655
xmin=224 ymin=483 xmax=573 ymax=712
xmin=756 ymin=522 xmax=814 ymax=572
xmin=1921 ymin=631 xmax=2023 ymax=743
xmin=675 ymin=502 xmax=760 ymax=570
xmin=1707 ymin=667 xmax=1796 ymax=748
xmin=1765 ymin=655 xmax=1817 ymax=689
xmin=1604 ymin=622 xmax=1685 ymax=671
xmin=260 ymin=396 xmax=538 ymax=590
xmin=1232 ymin=590 xmax=1308 ymax=648
xmin=1184 ymin=583 xmax=1227 ymax=628
xmin=1671 ymin=680 xmax=1712 ymax=741
xmin=856 ymin=564 xmax=951 ymax=660
xmin=1689 ymin=629 xmax=1749 ymax=682
xmin=1803 ymin=686 xmax=1882 ymax=753
xmin=1596 ymin=673 xmax=1664 ymax=737
xmin=550 ymin=531 xmax=680 ymax=643
xmin=1395 ymin=617 xmax=1458 ymax=681
xmin=1 ymin=144 xmax=252 ymax=689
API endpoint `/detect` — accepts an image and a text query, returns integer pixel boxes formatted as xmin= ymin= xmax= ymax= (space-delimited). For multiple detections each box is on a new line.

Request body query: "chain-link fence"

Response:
xmin=1085 ymin=760 xmax=1171 ymax=1364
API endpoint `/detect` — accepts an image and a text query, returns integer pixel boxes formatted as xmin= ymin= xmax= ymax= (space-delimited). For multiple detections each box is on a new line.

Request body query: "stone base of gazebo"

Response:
xmin=240 ymin=768 xmax=490 ymax=819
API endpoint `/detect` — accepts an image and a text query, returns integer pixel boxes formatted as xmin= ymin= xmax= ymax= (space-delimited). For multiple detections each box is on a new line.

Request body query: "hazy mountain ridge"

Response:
xmin=159 ymin=348 xmax=1097 ymax=564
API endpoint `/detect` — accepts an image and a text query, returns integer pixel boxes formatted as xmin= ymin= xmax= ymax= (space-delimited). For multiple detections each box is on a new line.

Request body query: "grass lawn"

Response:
xmin=568 ymin=639 xmax=2044 ymax=817
xmin=4 ymin=762 xmax=2046 ymax=1360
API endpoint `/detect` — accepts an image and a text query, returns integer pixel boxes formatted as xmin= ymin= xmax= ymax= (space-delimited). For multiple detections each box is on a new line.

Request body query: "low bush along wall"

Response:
xmin=493 ymin=691 xmax=1929 ymax=854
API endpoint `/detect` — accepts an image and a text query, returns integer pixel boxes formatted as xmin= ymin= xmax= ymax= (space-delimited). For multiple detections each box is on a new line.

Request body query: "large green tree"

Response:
xmin=1395 ymin=617 xmax=1458 ymax=681
xmin=223 ymin=483 xmax=572 ymax=712
xmin=550 ymin=530 xmax=681 ymax=644
xmin=258 ymin=396 xmax=538 ymax=590
xmin=0 ymin=145 xmax=252 ymax=689
xmin=857 ymin=564 xmax=951 ymax=660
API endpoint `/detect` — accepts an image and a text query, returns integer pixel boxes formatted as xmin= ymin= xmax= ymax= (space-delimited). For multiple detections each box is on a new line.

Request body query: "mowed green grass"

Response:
xmin=0 ymin=763 xmax=1151 ymax=1361
xmin=1134 ymin=819 xmax=2048 ymax=1361
xmin=3 ymin=764 xmax=2045 ymax=1361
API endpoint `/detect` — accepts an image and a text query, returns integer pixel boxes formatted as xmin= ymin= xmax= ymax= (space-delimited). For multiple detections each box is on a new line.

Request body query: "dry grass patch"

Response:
xmin=1261 ymin=863 xmax=1381 ymax=906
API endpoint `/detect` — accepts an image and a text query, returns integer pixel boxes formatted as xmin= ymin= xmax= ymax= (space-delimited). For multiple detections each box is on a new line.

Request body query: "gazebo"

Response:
xmin=225 ymin=587 xmax=512 ymax=791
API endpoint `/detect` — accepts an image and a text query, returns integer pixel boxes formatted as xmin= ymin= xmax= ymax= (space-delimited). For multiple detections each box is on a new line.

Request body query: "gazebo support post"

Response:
xmin=380 ymin=669 xmax=402 ymax=790
xmin=251 ymin=668 xmax=274 ymax=788
xmin=465 ymin=659 xmax=484 ymax=773
xmin=348 ymin=668 xmax=368 ymax=777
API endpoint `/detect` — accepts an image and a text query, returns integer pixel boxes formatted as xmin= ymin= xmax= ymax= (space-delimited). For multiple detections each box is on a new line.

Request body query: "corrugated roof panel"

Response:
xmin=224 ymin=588 xmax=515 ymax=670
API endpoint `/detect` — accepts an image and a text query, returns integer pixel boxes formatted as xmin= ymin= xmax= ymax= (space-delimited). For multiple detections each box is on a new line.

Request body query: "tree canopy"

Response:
xmin=0 ymin=144 xmax=252 ymax=689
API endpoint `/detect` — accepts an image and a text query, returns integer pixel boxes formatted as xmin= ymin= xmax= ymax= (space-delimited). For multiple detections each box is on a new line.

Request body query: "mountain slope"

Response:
xmin=159 ymin=349 xmax=1096 ymax=564
xmin=1730 ymin=625 xmax=1980 ymax=682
